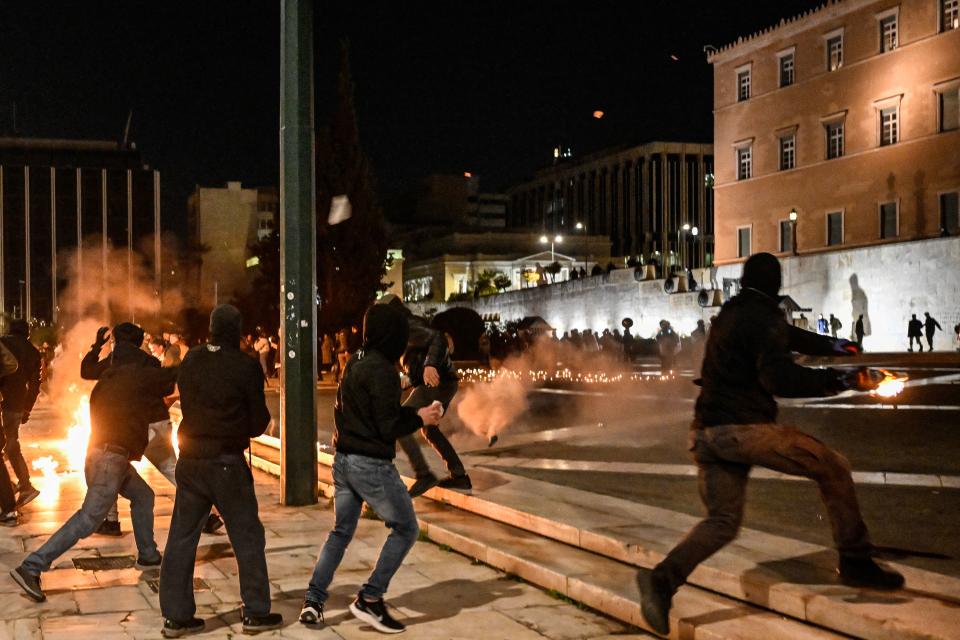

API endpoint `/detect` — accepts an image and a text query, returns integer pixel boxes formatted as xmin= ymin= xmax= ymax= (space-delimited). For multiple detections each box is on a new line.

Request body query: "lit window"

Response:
xmin=779 ymin=219 xmax=793 ymax=253
xmin=779 ymin=134 xmax=796 ymax=171
xmin=939 ymin=88 xmax=960 ymax=132
xmin=944 ymin=0 xmax=960 ymax=31
xmin=737 ymin=227 xmax=752 ymax=258
xmin=880 ymin=14 xmax=898 ymax=52
xmin=779 ymin=52 xmax=795 ymax=87
xmin=880 ymin=202 xmax=898 ymax=238
xmin=737 ymin=69 xmax=751 ymax=101
xmin=827 ymin=35 xmax=843 ymax=71
xmin=827 ymin=211 xmax=843 ymax=246
xmin=826 ymin=122 xmax=844 ymax=159
xmin=941 ymin=192 xmax=959 ymax=234
xmin=880 ymin=107 xmax=899 ymax=146
xmin=737 ymin=146 xmax=752 ymax=180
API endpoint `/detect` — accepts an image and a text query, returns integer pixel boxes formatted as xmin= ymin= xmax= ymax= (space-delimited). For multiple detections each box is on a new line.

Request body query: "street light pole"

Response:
xmin=789 ymin=208 xmax=798 ymax=256
xmin=575 ymin=221 xmax=586 ymax=273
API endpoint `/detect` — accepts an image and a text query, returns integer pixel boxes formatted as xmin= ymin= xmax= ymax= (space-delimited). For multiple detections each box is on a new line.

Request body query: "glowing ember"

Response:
xmin=456 ymin=367 xmax=674 ymax=385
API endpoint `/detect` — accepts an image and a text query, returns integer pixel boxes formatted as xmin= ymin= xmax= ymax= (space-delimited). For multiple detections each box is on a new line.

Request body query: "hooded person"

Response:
xmin=12 ymin=322 xmax=176 ymax=603
xmin=638 ymin=252 xmax=903 ymax=637
xmin=299 ymin=303 xmax=443 ymax=633
xmin=378 ymin=294 xmax=472 ymax=496
xmin=158 ymin=304 xmax=280 ymax=637
xmin=0 ymin=319 xmax=43 ymax=508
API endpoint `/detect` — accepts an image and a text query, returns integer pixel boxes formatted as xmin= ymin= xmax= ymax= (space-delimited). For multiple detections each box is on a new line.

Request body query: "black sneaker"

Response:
xmin=637 ymin=569 xmax=672 ymax=637
xmin=299 ymin=598 xmax=324 ymax=624
xmin=437 ymin=474 xmax=472 ymax=493
xmin=202 ymin=513 xmax=225 ymax=534
xmin=16 ymin=486 xmax=41 ymax=508
xmin=349 ymin=593 xmax=405 ymax=634
xmin=162 ymin=617 xmax=205 ymax=638
xmin=0 ymin=511 xmax=19 ymax=527
xmin=241 ymin=610 xmax=283 ymax=634
xmin=838 ymin=556 xmax=905 ymax=590
xmin=10 ymin=566 xmax=45 ymax=602
xmin=136 ymin=553 xmax=163 ymax=569
xmin=95 ymin=519 xmax=122 ymax=537
xmin=408 ymin=473 xmax=439 ymax=498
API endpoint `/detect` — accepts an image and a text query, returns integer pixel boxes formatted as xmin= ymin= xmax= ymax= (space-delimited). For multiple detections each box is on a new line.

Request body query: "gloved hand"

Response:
xmin=93 ymin=326 xmax=110 ymax=349
xmin=840 ymin=367 xmax=885 ymax=392
xmin=831 ymin=338 xmax=860 ymax=356
xmin=21 ymin=412 xmax=30 ymax=424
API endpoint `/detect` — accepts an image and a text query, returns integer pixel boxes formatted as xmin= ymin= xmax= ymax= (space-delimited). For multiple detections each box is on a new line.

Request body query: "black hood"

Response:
xmin=740 ymin=252 xmax=782 ymax=298
xmin=210 ymin=304 xmax=243 ymax=348
xmin=362 ymin=304 xmax=409 ymax=363
xmin=8 ymin=319 xmax=29 ymax=337
xmin=113 ymin=322 xmax=145 ymax=347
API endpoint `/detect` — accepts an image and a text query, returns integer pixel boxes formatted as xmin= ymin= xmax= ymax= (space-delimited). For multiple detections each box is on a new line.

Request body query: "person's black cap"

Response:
xmin=740 ymin=252 xmax=782 ymax=298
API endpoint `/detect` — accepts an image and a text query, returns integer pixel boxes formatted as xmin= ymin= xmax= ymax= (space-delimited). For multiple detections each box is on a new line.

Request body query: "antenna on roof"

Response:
xmin=122 ymin=109 xmax=133 ymax=148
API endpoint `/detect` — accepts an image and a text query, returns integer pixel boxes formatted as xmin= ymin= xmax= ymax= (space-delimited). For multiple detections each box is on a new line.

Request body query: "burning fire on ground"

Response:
xmin=870 ymin=369 xmax=908 ymax=398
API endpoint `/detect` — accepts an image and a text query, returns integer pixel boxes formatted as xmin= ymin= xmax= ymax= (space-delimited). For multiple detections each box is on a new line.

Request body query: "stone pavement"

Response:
xmin=0 ymin=400 xmax=647 ymax=639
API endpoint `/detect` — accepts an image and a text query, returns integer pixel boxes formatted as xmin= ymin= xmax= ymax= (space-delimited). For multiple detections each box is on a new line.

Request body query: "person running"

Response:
xmin=10 ymin=323 xmax=174 ymax=602
xmin=638 ymin=253 xmax=903 ymax=637
xmin=0 ymin=320 xmax=43 ymax=508
xmin=159 ymin=305 xmax=281 ymax=637
xmin=299 ymin=303 xmax=442 ymax=633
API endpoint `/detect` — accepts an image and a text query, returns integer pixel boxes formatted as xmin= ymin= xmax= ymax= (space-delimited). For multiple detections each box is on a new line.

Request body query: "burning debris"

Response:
xmin=870 ymin=369 xmax=908 ymax=399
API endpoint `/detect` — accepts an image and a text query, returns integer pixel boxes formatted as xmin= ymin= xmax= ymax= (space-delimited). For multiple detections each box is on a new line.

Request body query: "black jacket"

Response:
xmin=0 ymin=335 xmax=41 ymax=413
xmin=403 ymin=315 xmax=458 ymax=386
xmin=176 ymin=343 xmax=271 ymax=458
xmin=334 ymin=348 xmax=424 ymax=460
xmin=695 ymin=288 xmax=843 ymax=427
xmin=87 ymin=343 xmax=178 ymax=460
xmin=81 ymin=341 xmax=170 ymax=423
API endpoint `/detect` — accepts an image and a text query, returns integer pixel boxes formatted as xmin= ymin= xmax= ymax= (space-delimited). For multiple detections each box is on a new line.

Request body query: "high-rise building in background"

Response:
xmin=0 ymin=137 xmax=161 ymax=323
xmin=708 ymin=0 xmax=960 ymax=263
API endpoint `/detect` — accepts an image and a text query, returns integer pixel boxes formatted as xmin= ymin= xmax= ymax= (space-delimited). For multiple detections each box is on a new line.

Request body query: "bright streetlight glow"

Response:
xmin=539 ymin=235 xmax=548 ymax=243
xmin=575 ymin=222 xmax=584 ymax=230
xmin=682 ymin=223 xmax=690 ymax=231
xmin=789 ymin=208 xmax=798 ymax=222
xmin=691 ymin=226 xmax=699 ymax=237
xmin=555 ymin=235 xmax=563 ymax=243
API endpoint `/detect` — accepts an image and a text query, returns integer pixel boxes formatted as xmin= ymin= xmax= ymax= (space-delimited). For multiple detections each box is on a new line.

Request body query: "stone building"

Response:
xmin=187 ymin=181 xmax=277 ymax=306
xmin=0 ymin=137 xmax=162 ymax=323
xmin=505 ymin=141 xmax=715 ymax=268
xmin=708 ymin=0 xmax=960 ymax=263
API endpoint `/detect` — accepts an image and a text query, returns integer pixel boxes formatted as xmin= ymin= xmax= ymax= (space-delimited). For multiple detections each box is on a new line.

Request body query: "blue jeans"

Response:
xmin=307 ymin=452 xmax=419 ymax=603
xmin=22 ymin=448 xmax=158 ymax=575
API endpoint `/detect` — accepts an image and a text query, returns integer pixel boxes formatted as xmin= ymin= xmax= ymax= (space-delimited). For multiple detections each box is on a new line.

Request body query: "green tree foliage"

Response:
xmin=315 ymin=41 xmax=389 ymax=334
xmin=493 ymin=273 xmax=512 ymax=292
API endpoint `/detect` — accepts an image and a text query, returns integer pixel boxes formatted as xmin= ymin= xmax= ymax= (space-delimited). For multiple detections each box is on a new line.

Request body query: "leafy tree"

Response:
xmin=232 ymin=232 xmax=280 ymax=335
xmin=493 ymin=273 xmax=512 ymax=292
xmin=315 ymin=41 xmax=389 ymax=334
xmin=472 ymin=269 xmax=499 ymax=297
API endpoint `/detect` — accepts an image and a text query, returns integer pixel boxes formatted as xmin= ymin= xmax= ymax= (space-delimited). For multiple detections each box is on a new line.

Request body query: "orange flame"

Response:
xmin=871 ymin=370 xmax=907 ymax=398
xmin=65 ymin=394 xmax=92 ymax=471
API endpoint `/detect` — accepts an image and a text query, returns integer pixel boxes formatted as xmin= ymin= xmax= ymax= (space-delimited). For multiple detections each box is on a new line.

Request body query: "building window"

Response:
xmin=944 ymin=0 xmax=960 ymax=31
xmin=779 ymin=219 xmax=793 ymax=253
xmin=940 ymin=88 xmax=960 ymax=132
xmin=880 ymin=201 xmax=898 ymax=238
xmin=779 ymin=52 xmax=795 ymax=87
xmin=737 ymin=146 xmax=752 ymax=180
xmin=737 ymin=68 xmax=751 ymax=101
xmin=942 ymin=192 xmax=960 ymax=234
xmin=880 ymin=14 xmax=898 ymax=52
xmin=827 ymin=34 xmax=843 ymax=71
xmin=880 ymin=107 xmax=899 ymax=146
xmin=737 ymin=226 xmax=752 ymax=258
xmin=779 ymin=134 xmax=796 ymax=171
xmin=826 ymin=121 xmax=844 ymax=158
xmin=827 ymin=211 xmax=844 ymax=246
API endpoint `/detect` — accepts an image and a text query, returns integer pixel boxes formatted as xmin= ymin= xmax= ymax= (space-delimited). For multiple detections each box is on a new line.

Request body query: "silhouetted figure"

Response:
xmin=908 ymin=314 xmax=924 ymax=352
xmin=655 ymin=320 xmax=680 ymax=373
xmin=855 ymin=314 xmax=865 ymax=349
xmin=797 ymin=313 xmax=809 ymax=331
xmin=605 ymin=261 xmax=616 ymax=274
xmin=923 ymin=312 xmax=942 ymax=351
xmin=591 ymin=264 xmax=603 ymax=277
xmin=829 ymin=313 xmax=842 ymax=338
xmin=578 ymin=266 xmax=587 ymax=278
xmin=816 ymin=313 xmax=828 ymax=335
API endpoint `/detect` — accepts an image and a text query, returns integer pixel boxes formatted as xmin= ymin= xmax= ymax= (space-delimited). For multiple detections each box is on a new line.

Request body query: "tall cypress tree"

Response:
xmin=315 ymin=41 xmax=389 ymax=334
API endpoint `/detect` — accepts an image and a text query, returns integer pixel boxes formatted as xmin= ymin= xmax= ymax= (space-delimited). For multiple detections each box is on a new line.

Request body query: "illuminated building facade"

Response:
xmin=709 ymin=0 xmax=960 ymax=263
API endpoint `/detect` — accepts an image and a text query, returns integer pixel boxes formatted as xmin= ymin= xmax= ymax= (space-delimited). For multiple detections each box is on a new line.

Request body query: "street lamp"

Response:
xmin=575 ymin=222 xmax=587 ymax=272
xmin=788 ymin=208 xmax=798 ymax=256
xmin=540 ymin=234 xmax=563 ymax=262
xmin=676 ymin=224 xmax=691 ymax=272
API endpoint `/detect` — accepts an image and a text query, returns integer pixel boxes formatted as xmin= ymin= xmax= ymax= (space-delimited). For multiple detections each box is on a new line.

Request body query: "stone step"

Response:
xmin=249 ymin=440 xmax=845 ymax=639
xmin=250 ymin=437 xmax=960 ymax=640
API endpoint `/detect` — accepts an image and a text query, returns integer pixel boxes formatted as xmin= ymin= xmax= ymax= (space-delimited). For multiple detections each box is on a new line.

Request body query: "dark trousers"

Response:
xmin=909 ymin=335 xmax=924 ymax=351
xmin=654 ymin=422 xmax=871 ymax=593
xmin=926 ymin=331 xmax=935 ymax=350
xmin=0 ymin=426 xmax=19 ymax=513
xmin=159 ymin=455 xmax=271 ymax=622
xmin=397 ymin=380 xmax=465 ymax=479
xmin=1 ymin=409 xmax=30 ymax=488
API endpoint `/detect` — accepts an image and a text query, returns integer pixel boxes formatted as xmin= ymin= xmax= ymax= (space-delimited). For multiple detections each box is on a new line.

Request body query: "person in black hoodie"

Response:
xmin=638 ymin=253 xmax=904 ymax=637
xmin=299 ymin=303 xmax=442 ymax=634
xmin=11 ymin=322 xmax=174 ymax=603
xmin=0 ymin=319 xmax=42 ymax=508
xmin=158 ymin=305 xmax=280 ymax=637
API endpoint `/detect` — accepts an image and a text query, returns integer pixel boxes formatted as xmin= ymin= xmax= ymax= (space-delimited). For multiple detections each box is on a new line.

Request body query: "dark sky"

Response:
xmin=1 ymin=1 xmax=821 ymax=233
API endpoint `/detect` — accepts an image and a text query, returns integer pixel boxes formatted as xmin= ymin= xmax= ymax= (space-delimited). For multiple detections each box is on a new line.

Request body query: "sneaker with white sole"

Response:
xmin=299 ymin=598 xmax=324 ymax=624
xmin=349 ymin=593 xmax=405 ymax=634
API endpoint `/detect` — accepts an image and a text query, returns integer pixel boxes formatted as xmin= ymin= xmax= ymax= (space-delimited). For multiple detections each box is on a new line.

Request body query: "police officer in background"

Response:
xmin=159 ymin=305 xmax=280 ymax=638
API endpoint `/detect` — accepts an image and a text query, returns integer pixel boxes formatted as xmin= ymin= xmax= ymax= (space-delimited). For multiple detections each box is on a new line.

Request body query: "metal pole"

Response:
xmin=24 ymin=167 xmax=31 ymax=321
xmin=279 ymin=0 xmax=318 ymax=505
xmin=101 ymin=168 xmax=108 ymax=320
xmin=0 ymin=166 xmax=4 ymax=314
xmin=127 ymin=169 xmax=133 ymax=321
xmin=154 ymin=170 xmax=161 ymax=318
xmin=51 ymin=168 xmax=57 ymax=323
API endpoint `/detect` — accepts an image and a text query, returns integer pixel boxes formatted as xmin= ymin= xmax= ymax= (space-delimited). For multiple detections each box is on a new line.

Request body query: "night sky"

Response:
xmin=1 ymin=0 xmax=821 ymax=232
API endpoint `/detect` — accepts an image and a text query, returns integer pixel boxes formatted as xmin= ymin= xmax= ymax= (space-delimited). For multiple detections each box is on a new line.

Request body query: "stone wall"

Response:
xmin=412 ymin=237 xmax=960 ymax=352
